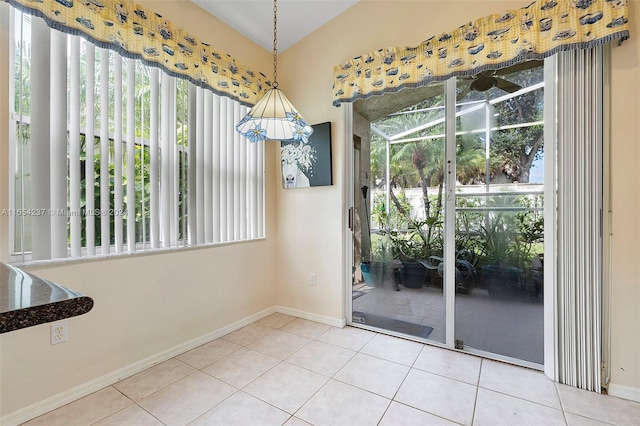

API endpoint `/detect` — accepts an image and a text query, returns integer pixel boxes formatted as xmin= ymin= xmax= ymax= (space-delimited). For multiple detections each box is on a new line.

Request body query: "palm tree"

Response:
xmin=369 ymin=95 xmax=451 ymax=259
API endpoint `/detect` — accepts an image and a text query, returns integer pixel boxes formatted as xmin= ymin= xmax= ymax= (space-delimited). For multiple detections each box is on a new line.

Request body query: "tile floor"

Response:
xmin=24 ymin=313 xmax=640 ymax=426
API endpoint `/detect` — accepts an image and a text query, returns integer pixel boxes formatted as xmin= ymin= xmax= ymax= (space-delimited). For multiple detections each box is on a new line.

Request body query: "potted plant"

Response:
xmin=360 ymin=194 xmax=406 ymax=288
xmin=360 ymin=240 xmax=395 ymax=287
xmin=390 ymin=218 xmax=443 ymax=288
xmin=476 ymin=211 xmax=543 ymax=298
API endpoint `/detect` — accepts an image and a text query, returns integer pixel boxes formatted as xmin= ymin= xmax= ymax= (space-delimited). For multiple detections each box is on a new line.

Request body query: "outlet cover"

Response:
xmin=51 ymin=321 xmax=68 ymax=345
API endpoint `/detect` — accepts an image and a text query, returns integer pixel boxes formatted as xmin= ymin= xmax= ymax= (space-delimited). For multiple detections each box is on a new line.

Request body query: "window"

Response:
xmin=8 ymin=11 xmax=264 ymax=263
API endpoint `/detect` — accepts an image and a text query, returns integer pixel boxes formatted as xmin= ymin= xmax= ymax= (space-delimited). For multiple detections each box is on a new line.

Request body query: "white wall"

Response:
xmin=608 ymin=0 xmax=640 ymax=397
xmin=277 ymin=0 xmax=640 ymax=394
xmin=0 ymin=244 xmax=278 ymax=416
xmin=0 ymin=0 xmax=278 ymax=418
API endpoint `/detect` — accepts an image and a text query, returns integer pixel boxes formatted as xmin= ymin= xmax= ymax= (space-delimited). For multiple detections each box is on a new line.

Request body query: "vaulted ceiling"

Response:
xmin=192 ymin=0 xmax=360 ymax=53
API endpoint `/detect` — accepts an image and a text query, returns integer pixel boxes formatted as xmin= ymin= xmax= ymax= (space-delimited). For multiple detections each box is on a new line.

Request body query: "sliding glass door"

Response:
xmin=350 ymin=61 xmax=545 ymax=366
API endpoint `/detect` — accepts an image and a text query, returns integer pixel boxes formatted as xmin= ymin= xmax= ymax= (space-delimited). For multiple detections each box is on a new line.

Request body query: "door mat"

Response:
xmin=352 ymin=290 xmax=366 ymax=300
xmin=352 ymin=311 xmax=433 ymax=339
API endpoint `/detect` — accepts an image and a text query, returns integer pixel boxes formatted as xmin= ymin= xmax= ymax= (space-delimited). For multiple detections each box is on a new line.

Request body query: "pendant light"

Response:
xmin=235 ymin=0 xmax=313 ymax=143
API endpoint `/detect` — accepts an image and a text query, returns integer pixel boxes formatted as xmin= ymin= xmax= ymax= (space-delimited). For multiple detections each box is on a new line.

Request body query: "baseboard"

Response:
xmin=275 ymin=305 xmax=346 ymax=328
xmin=0 ymin=306 xmax=277 ymax=426
xmin=607 ymin=383 xmax=640 ymax=402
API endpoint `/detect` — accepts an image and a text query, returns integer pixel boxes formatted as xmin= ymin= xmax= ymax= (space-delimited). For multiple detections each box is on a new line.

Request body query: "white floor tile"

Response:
xmin=257 ymin=313 xmax=297 ymax=328
xmin=247 ymin=329 xmax=311 ymax=360
xmin=296 ymin=379 xmax=390 ymax=426
xmin=280 ymin=318 xmax=332 ymax=339
xmin=413 ymin=344 xmax=481 ymax=385
xmin=565 ymin=412 xmax=617 ymax=426
xmin=479 ymin=359 xmax=561 ymax=410
xmin=359 ymin=333 xmax=423 ymax=366
xmin=175 ymin=338 xmax=241 ymax=369
xmin=286 ymin=340 xmax=355 ymax=377
xmin=25 ymin=315 xmax=640 ymax=426
xmin=315 ymin=326 xmax=376 ymax=351
xmin=188 ymin=391 xmax=290 ymax=426
xmin=334 ymin=353 xmax=409 ymax=398
xmin=473 ymin=387 xmax=566 ymax=426
xmin=23 ymin=387 xmax=131 ymax=426
xmin=379 ymin=401 xmax=458 ymax=426
xmin=202 ymin=347 xmax=280 ymax=388
xmin=93 ymin=404 xmax=164 ymax=426
xmin=138 ymin=371 xmax=235 ymax=426
xmin=282 ymin=417 xmax=312 ymax=426
xmin=243 ymin=362 xmax=328 ymax=414
xmin=113 ymin=358 xmax=196 ymax=401
xmin=222 ymin=323 xmax=276 ymax=346
xmin=557 ymin=383 xmax=640 ymax=425
xmin=395 ymin=369 xmax=477 ymax=425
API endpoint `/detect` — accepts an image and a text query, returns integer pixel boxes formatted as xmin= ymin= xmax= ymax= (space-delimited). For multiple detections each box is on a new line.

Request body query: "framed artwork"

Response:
xmin=281 ymin=122 xmax=333 ymax=189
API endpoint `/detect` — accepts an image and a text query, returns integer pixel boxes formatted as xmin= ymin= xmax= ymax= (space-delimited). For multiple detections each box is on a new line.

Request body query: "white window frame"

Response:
xmin=7 ymin=10 xmax=265 ymax=265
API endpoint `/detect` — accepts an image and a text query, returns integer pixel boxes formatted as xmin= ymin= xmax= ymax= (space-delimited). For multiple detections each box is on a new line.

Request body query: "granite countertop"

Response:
xmin=0 ymin=262 xmax=93 ymax=333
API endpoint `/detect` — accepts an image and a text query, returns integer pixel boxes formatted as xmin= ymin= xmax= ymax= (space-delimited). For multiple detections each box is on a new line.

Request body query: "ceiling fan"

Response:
xmin=456 ymin=60 xmax=544 ymax=101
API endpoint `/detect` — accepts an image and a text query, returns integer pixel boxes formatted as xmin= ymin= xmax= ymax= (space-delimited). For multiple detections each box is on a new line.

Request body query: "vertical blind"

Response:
xmin=555 ymin=45 xmax=604 ymax=392
xmin=9 ymin=11 xmax=265 ymax=262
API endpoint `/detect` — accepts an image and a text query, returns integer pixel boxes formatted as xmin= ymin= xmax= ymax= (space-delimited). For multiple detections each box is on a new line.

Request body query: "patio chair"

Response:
xmin=422 ymin=256 xmax=477 ymax=293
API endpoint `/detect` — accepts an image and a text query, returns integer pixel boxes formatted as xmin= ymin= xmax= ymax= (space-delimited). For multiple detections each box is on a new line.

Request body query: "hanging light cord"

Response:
xmin=272 ymin=0 xmax=278 ymax=88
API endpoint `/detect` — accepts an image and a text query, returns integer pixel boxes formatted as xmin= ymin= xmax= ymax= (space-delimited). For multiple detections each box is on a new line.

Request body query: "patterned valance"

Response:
xmin=332 ymin=0 xmax=630 ymax=106
xmin=3 ymin=0 xmax=270 ymax=107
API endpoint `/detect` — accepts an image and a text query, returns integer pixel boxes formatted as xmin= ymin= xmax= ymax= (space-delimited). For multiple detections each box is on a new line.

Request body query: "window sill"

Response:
xmin=8 ymin=237 xmax=267 ymax=269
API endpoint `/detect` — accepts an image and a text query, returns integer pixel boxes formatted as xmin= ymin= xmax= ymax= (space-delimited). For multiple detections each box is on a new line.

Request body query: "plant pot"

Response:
xmin=400 ymin=261 xmax=427 ymax=288
xmin=360 ymin=261 xmax=393 ymax=287
xmin=480 ymin=264 xmax=524 ymax=298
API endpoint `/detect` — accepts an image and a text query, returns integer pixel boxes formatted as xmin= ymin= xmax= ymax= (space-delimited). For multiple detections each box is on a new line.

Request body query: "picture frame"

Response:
xmin=281 ymin=122 xmax=333 ymax=189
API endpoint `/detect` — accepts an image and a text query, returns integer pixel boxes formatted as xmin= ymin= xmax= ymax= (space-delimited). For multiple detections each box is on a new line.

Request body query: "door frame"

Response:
xmin=343 ymin=102 xmax=355 ymax=327
xmin=342 ymin=76 xmax=556 ymax=376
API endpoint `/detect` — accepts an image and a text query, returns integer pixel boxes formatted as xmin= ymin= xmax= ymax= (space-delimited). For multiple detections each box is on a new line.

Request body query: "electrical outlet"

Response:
xmin=51 ymin=321 xmax=68 ymax=345
xmin=309 ymin=273 xmax=317 ymax=286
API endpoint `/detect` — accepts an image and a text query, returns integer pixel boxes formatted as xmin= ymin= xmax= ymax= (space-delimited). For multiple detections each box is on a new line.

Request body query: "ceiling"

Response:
xmin=192 ymin=0 xmax=360 ymax=53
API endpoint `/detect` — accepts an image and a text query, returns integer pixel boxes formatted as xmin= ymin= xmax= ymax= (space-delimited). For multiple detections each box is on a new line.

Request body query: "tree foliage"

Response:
xmin=367 ymin=64 xmax=545 ymax=265
xmin=12 ymin=25 xmax=192 ymax=249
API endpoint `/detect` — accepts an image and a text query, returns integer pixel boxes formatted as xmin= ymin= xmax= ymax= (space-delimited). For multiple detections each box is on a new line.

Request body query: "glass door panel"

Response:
xmin=352 ymin=83 xmax=447 ymax=343
xmin=453 ymin=62 xmax=545 ymax=364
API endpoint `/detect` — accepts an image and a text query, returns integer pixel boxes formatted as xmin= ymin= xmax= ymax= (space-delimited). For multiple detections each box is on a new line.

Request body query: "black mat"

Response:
xmin=352 ymin=290 xmax=366 ymax=300
xmin=352 ymin=311 xmax=433 ymax=339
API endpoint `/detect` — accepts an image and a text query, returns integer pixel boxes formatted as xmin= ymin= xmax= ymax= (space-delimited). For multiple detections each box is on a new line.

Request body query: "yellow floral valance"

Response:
xmin=332 ymin=0 xmax=630 ymax=106
xmin=4 ymin=0 xmax=270 ymax=107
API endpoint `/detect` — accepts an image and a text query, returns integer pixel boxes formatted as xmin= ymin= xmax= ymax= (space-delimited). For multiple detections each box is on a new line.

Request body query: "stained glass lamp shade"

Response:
xmin=235 ymin=0 xmax=312 ymax=143
xmin=235 ymin=86 xmax=313 ymax=143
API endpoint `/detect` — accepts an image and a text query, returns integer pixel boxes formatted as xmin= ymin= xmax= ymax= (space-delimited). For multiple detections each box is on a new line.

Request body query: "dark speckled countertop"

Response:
xmin=0 ymin=262 xmax=93 ymax=333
